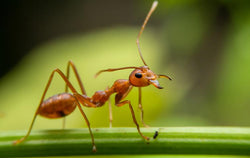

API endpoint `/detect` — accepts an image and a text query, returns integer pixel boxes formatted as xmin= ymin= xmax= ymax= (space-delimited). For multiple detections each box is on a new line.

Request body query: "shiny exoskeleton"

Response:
xmin=39 ymin=93 xmax=76 ymax=118
xmin=13 ymin=1 xmax=172 ymax=152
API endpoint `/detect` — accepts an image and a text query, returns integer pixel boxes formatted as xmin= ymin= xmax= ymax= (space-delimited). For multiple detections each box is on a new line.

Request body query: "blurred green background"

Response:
xmin=1 ymin=0 xmax=250 ymax=148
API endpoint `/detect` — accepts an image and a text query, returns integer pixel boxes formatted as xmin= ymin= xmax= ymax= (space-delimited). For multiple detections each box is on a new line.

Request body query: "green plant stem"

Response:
xmin=0 ymin=127 xmax=250 ymax=157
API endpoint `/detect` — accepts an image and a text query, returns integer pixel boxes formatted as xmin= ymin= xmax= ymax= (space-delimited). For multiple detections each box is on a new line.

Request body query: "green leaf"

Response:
xmin=1 ymin=127 xmax=250 ymax=157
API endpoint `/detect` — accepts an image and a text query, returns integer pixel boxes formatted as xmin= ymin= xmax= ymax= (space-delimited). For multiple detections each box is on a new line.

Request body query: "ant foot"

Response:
xmin=144 ymin=136 xmax=150 ymax=141
xmin=92 ymin=145 xmax=97 ymax=152
xmin=143 ymin=123 xmax=150 ymax=128
xmin=13 ymin=138 xmax=24 ymax=145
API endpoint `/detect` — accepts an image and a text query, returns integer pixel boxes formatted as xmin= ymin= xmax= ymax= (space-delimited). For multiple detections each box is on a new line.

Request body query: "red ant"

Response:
xmin=13 ymin=1 xmax=171 ymax=152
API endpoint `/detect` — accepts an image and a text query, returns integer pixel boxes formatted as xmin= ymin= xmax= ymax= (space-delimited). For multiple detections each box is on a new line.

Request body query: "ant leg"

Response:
xmin=73 ymin=93 xmax=97 ymax=108
xmin=14 ymin=69 xmax=80 ymax=145
xmin=62 ymin=117 xmax=66 ymax=129
xmin=53 ymin=69 xmax=97 ymax=151
xmin=75 ymin=100 xmax=96 ymax=152
xmin=63 ymin=61 xmax=87 ymax=129
xmin=14 ymin=69 xmax=70 ymax=144
xmin=65 ymin=60 xmax=87 ymax=95
xmin=13 ymin=112 xmax=39 ymax=145
xmin=116 ymin=100 xmax=149 ymax=141
xmin=108 ymin=97 xmax=112 ymax=128
xmin=105 ymin=86 xmax=113 ymax=128
xmin=138 ymin=87 xmax=150 ymax=128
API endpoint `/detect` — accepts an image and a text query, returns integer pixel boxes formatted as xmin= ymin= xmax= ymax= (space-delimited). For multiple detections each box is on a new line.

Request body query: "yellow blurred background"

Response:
xmin=1 ymin=0 xmax=250 ymax=134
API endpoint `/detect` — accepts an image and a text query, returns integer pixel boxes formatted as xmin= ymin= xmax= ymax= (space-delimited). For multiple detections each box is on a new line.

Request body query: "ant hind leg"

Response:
xmin=75 ymin=100 xmax=96 ymax=152
xmin=14 ymin=68 xmax=80 ymax=145
xmin=62 ymin=61 xmax=88 ymax=129
xmin=14 ymin=69 xmax=68 ymax=145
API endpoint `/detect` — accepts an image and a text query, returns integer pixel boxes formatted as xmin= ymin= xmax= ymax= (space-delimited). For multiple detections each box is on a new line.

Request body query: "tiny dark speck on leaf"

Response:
xmin=153 ymin=131 xmax=159 ymax=139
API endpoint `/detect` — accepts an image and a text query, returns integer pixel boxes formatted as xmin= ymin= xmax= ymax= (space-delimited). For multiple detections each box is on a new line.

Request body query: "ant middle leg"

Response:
xmin=138 ymin=87 xmax=150 ymax=128
xmin=75 ymin=100 xmax=96 ymax=152
xmin=108 ymin=97 xmax=113 ymax=128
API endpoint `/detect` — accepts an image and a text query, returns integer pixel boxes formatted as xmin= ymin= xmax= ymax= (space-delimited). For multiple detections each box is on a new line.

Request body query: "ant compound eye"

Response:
xmin=135 ymin=73 xmax=142 ymax=78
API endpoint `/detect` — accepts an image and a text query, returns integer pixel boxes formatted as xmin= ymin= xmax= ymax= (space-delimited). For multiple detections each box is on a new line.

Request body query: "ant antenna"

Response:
xmin=95 ymin=1 xmax=158 ymax=78
xmin=137 ymin=1 xmax=158 ymax=66
xmin=95 ymin=66 xmax=140 ymax=78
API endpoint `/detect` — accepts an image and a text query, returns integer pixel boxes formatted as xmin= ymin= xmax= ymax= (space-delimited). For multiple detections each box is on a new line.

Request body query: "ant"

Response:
xmin=13 ymin=1 xmax=171 ymax=152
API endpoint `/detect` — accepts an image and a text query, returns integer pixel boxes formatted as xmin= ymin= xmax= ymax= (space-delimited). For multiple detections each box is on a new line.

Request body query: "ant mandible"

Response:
xmin=13 ymin=1 xmax=171 ymax=152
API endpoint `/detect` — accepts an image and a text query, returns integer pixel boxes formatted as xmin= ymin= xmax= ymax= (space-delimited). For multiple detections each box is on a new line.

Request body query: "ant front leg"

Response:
xmin=116 ymin=99 xmax=149 ymax=141
xmin=138 ymin=87 xmax=150 ymax=128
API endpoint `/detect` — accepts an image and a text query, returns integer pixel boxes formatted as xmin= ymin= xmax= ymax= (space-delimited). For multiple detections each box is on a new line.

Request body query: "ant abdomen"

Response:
xmin=38 ymin=93 xmax=77 ymax=118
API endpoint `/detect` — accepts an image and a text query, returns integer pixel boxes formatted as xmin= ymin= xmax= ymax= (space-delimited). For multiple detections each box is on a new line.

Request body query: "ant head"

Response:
xmin=128 ymin=1 xmax=172 ymax=89
xmin=95 ymin=1 xmax=172 ymax=86
xmin=129 ymin=66 xmax=163 ymax=89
